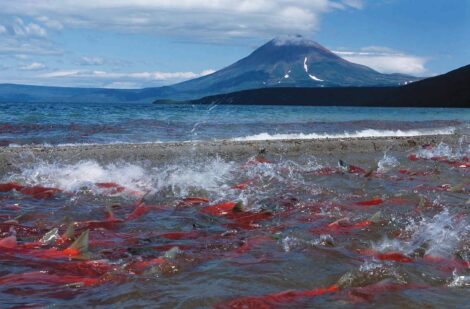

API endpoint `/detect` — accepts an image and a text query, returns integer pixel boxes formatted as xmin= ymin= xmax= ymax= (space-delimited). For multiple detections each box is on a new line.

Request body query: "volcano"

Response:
xmin=169 ymin=35 xmax=418 ymax=97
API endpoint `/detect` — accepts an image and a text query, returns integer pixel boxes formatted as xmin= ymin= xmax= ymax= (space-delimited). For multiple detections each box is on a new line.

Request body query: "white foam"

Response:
xmin=5 ymin=157 xmax=237 ymax=199
xmin=449 ymin=270 xmax=470 ymax=287
xmin=151 ymin=156 xmax=235 ymax=197
xmin=9 ymin=160 xmax=152 ymax=195
xmin=416 ymin=141 xmax=469 ymax=160
xmin=231 ymin=127 xmax=456 ymax=141
xmin=373 ymin=209 xmax=468 ymax=258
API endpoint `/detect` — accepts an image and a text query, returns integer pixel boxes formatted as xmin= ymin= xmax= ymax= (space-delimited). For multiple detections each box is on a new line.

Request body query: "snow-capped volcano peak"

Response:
xmin=272 ymin=34 xmax=322 ymax=47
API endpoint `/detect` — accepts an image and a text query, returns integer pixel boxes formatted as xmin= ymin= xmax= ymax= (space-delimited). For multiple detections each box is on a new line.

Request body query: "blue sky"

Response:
xmin=0 ymin=0 xmax=468 ymax=88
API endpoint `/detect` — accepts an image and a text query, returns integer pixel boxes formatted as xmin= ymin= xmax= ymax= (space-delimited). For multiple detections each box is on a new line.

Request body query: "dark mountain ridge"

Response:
xmin=169 ymin=64 xmax=470 ymax=108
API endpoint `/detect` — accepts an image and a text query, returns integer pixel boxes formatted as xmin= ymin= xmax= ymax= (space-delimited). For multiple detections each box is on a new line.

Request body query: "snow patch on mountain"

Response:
xmin=304 ymin=57 xmax=324 ymax=82
xmin=309 ymin=74 xmax=323 ymax=82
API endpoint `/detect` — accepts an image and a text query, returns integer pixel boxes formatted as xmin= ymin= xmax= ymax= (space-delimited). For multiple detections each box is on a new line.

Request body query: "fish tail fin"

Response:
xmin=67 ymin=229 xmax=89 ymax=255
xmin=368 ymin=211 xmax=382 ymax=223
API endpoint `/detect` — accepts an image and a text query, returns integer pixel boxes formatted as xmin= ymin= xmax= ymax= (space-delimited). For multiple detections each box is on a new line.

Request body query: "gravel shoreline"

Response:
xmin=0 ymin=134 xmax=462 ymax=174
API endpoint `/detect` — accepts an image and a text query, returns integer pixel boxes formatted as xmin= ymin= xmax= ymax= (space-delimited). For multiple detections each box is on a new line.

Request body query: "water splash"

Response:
xmin=373 ymin=209 xmax=468 ymax=258
xmin=377 ymin=152 xmax=400 ymax=173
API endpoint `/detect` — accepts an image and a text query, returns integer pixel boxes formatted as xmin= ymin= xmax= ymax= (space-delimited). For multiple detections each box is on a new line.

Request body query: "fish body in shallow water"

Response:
xmin=200 ymin=202 xmax=240 ymax=217
xmin=338 ymin=160 xmax=367 ymax=174
xmin=181 ymin=197 xmax=210 ymax=204
xmin=357 ymin=249 xmax=414 ymax=263
xmin=0 ymin=182 xmax=61 ymax=199
xmin=346 ymin=280 xmax=428 ymax=304
xmin=0 ymin=230 xmax=89 ymax=260
xmin=355 ymin=198 xmax=384 ymax=207
xmin=311 ymin=218 xmax=376 ymax=235
xmin=0 ymin=271 xmax=100 ymax=287
xmin=214 ymin=284 xmax=338 ymax=308
xmin=19 ymin=186 xmax=62 ymax=199
xmin=0 ymin=182 xmax=24 ymax=192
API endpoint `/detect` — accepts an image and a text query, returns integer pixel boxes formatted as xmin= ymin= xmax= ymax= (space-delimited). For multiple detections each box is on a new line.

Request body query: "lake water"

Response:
xmin=1 ymin=102 xmax=468 ymax=146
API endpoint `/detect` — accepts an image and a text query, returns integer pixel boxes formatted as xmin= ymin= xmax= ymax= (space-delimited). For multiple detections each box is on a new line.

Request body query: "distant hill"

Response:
xmin=0 ymin=35 xmax=419 ymax=103
xmin=168 ymin=65 xmax=470 ymax=108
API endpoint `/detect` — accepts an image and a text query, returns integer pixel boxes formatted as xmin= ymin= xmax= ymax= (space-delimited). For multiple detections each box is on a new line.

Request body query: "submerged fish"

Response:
xmin=0 ymin=182 xmax=24 ymax=192
xmin=0 ymin=271 xmax=99 ymax=287
xmin=338 ymin=160 xmax=367 ymax=174
xmin=200 ymin=201 xmax=242 ymax=217
xmin=312 ymin=212 xmax=381 ymax=235
xmin=355 ymin=198 xmax=384 ymax=206
xmin=19 ymin=186 xmax=62 ymax=199
xmin=357 ymin=248 xmax=414 ymax=263
xmin=232 ymin=179 xmax=253 ymax=190
xmin=214 ymin=284 xmax=338 ymax=308
xmin=182 ymin=197 xmax=210 ymax=204
xmin=1 ymin=230 xmax=90 ymax=260
xmin=0 ymin=235 xmax=17 ymax=248
xmin=346 ymin=280 xmax=428 ymax=304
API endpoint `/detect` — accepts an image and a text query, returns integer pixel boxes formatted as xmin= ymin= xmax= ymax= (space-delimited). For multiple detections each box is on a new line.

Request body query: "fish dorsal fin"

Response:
xmin=338 ymin=160 xmax=348 ymax=170
xmin=163 ymin=246 xmax=181 ymax=259
xmin=364 ymin=163 xmax=378 ymax=177
xmin=368 ymin=211 xmax=382 ymax=224
xmin=417 ymin=195 xmax=426 ymax=208
xmin=62 ymin=223 xmax=75 ymax=240
xmin=448 ymin=183 xmax=464 ymax=193
xmin=106 ymin=205 xmax=116 ymax=221
xmin=233 ymin=201 xmax=244 ymax=213
xmin=67 ymin=229 xmax=89 ymax=254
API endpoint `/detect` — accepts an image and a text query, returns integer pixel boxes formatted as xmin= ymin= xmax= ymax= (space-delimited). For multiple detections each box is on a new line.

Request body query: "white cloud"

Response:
xmin=0 ymin=37 xmax=61 ymax=55
xmin=0 ymin=18 xmax=62 ymax=56
xmin=20 ymin=61 xmax=46 ymax=70
xmin=334 ymin=47 xmax=427 ymax=75
xmin=0 ymin=1 xmax=363 ymax=40
xmin=40 ymin=69 xmax=215 ymax=80
xmin=37 ymin=68 xmax=216 ymax=87
xmin=103 ymin=81 xmax=141 ymax=89
xmin=80 ymin=56 xmax=105 ymax=66
xmin=13 ymin=18 xmax=47 ymax=37
xmin=35 ymin=16 xmax=63 ymax=30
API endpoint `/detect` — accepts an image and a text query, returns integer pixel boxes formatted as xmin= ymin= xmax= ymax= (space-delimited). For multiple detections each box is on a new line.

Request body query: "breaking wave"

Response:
xmin=231 ymin=127 xmax=456 ymax=141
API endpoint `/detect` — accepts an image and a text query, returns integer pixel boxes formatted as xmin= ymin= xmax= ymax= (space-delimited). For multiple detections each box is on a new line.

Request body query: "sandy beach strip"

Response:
xmin=0 ymin=134 xmax=463 ymax=174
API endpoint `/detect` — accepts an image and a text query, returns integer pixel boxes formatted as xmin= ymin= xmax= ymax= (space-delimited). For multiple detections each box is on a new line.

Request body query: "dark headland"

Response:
xmin=156 ymin=64 xmax=470 ymax=108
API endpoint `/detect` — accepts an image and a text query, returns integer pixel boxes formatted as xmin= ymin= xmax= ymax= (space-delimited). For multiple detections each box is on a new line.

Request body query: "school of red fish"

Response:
xmin=0 ymin=141 xmax=469 ymax=308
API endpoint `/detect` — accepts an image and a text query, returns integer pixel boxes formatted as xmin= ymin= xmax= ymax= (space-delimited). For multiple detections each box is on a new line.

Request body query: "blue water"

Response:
xmin=0 ymin=102 xmax=469 ymax=145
